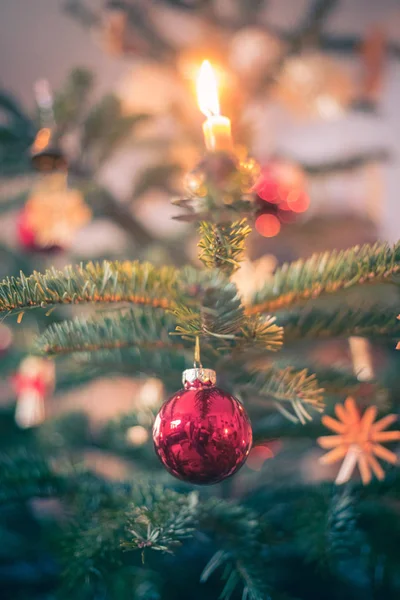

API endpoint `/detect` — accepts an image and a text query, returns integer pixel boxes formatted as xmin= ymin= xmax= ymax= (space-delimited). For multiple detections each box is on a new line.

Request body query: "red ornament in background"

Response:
xmin=153 ymin=368 xmax=252 ymax=484
xmin=253 ymin=161 xmax=306 ymax=205
xmin=253 ymin=160 xmax=310 ymax=237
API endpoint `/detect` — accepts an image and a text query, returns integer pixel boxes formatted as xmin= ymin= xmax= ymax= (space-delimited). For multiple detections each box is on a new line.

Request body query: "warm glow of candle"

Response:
xmin=197 ymin=60 xmax=233 ymax=152
xmin=197 ymin=60 xmax=220 ymax=118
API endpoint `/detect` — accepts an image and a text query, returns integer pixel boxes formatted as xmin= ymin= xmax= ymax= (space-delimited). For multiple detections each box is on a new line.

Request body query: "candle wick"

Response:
xmin=204 ymin=108 xmax=218 ymax=119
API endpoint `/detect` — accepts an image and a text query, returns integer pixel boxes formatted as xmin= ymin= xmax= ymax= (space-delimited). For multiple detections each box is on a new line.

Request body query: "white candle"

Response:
xmin=197 ymin=60 xmax=233 ymax=152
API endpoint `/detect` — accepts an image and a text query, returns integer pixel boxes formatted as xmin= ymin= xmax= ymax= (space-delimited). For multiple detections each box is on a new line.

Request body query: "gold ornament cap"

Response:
xmin=182 ymin=368 xmax=217 ymax=386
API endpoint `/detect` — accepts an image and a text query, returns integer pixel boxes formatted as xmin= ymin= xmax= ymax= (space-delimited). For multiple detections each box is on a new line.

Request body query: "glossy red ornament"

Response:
xmin=153 ymin=368 xmax=252 ymax=485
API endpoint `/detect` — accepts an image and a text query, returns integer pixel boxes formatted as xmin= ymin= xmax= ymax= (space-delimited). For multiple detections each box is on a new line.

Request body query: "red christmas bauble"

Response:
xmin=153 ymin=368 xmax=252 ymax=484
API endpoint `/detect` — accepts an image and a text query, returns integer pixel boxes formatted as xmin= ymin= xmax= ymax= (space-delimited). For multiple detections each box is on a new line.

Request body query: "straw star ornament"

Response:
xmin=317 ymin=397 xmax=400 ymax=485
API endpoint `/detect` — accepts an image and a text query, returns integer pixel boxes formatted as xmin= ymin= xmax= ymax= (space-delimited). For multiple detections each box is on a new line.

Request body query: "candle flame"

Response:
xmin=32 ymin=127 xmax=51 ymax=152
xmin=197 ymin=60 xmax=220 ymax=118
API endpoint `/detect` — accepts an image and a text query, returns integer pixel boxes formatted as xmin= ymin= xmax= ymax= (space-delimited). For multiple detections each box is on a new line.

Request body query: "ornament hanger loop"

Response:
xmin=193 ymin=335 xmax=203 ymax=368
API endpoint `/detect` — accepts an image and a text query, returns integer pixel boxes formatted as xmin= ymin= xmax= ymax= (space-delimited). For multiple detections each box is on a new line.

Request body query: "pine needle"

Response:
xmin=245 ymin=367 xmax=325 ymax=422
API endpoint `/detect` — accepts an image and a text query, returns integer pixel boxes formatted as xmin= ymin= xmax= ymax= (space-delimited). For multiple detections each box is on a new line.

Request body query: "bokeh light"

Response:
xmin=126 ymin=425 xmax=149 ymax=447
xmin=288 ymin=190 xmax=310 ymax=213
xmin=246 ymin=444 xmax=275 ymax=471
xmin=255 ymin=213 xmax=281 ymax=237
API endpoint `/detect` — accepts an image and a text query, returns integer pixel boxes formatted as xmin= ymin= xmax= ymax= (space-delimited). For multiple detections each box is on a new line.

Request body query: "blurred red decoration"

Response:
xmin=253 ymin=160 xmax=310 ymax=236
xmin=253 ymin=160 xmax=307 ymax=206
xmin=255 ymin=213 xmax=281 ymax=238
xmin=153 ymin=368 xmax=252 ymax=484
xmin=16 ymin=209 xmax=62 ymax=253
xmin=11 ymin=357 xmax=55 ymax=429
xmin=246 ymin=444 xmax=274 ymax=471
xmin=17 ymin=209 xmax=39 ymax=251
xmin=16 ymin=173 xmax=91 ymax=252
xmin=287 ymin=190 xmax=310 ymax=214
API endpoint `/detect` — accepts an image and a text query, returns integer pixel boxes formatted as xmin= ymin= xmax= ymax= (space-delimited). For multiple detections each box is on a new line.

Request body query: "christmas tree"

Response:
xmin=0 ymin=1 xmax=400 ymax=599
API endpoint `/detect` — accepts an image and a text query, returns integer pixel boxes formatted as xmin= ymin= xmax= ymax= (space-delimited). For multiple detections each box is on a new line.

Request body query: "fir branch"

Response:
xmin=172 ymin=281 xmax=283 ymax=352
xmin=122 ymin=488 xmax=198 ymax=554
xmin=198 ymin=219 xmax=252 ymax=275
xmin=244 ymin=367 xmax=325 ymax=424
xmin=293 ymin=486 xmax=364 ymax=570
xmin=0 ymin=260 xmax=179 ymax=314
xmin=172 ymin=278 xmax=244 ymax=338
xmin=248 ymin=241 xmax=400 ymax=314
xmin=326 ymin=488 xmax=363 ymax=563
xmin=61 ymin=505 xmax=128 ymax=594
xmin=282 ymin=307 xmax=400 ymax=343
xmin=34 ymin=309 xmax=193 ymax=386
xmin=200 ymin=500 xmax=273 ymax=600
xmin=35 ymin=309 xmax=181 ymax=356
xmin=239 ymin=316 xmax=283 ymax=353
xmin=201 ymin=551 xmax=269 ymax=600
xmin=0 ymin=450 xmax=63 ymax=503
xmin=37 ymin=411 xmax=91 ymax=452
xmin=201 ymin=282 xmax=245 ymax=336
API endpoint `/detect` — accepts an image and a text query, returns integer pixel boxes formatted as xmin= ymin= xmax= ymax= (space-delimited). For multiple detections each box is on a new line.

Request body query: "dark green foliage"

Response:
xmin=0 ymin=92 xmax=35 ymax=175
xmin=60 ymin=504 xmax=128 ymax=595
xmin=293 ymin=486 xmax=363 ymax=569
xmin=200 ymin=500 xmax=274 ymax=600
xmin=36 ymin=412 xmax=92 ymax=452
xmin=123 ymin=488 xmax=198 ymax=554
xmin=0 ymin=450 xmax=63 ymax=503
xmin=1 ymin=439 xmax=400 ymax=599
